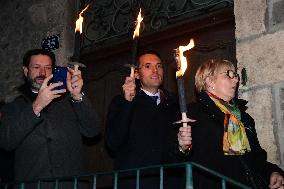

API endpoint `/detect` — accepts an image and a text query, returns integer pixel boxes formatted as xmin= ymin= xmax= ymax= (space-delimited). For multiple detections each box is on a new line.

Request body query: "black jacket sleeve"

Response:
xmin=242 ymin=112 xmax=284 ymax=183
xmin=0 ymin=98 xmax=43 ymax=150
xmin=70 ymin=95 xmax=100 ymax=137
xmin=105 ymin=95 xmax=134 ymax=155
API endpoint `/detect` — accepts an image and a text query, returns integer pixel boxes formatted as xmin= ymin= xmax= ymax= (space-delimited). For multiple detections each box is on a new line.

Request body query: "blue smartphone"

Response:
xmin=52 ymin=66 xmax=67 ymax=90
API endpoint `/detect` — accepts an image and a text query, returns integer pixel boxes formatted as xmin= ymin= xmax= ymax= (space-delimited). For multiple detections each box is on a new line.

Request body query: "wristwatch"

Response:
xmin=71 ymin=92 xmax=85 ymax=103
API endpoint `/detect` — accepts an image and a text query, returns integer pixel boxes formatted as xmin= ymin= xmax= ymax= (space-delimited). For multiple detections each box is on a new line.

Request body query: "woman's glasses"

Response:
xmin=221 ymin=70 xmax=239 ymax=79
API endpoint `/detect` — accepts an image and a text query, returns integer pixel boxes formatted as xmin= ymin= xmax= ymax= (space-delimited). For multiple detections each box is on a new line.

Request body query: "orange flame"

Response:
xmin=75 ymin=4 xmax=90 ymax=33
xmin=133 ymin=8 xmax=143 ymax=39
xmin=176 ymin=39 xmax=195 ymax=77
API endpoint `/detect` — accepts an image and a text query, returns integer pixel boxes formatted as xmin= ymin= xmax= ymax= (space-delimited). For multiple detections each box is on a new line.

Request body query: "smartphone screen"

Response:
xmin=52 ymin=66 xmax=67 ymax=90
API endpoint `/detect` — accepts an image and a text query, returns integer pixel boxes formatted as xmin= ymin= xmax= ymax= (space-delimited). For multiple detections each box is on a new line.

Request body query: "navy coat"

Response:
xmin=106 ymin=89 xmax=184 ymax=189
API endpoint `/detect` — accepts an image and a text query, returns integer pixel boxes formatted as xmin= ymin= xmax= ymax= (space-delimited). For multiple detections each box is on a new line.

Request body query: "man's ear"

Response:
xmin=23 ymin=66 xmax=28 ymax=77
xmin=134 ymin=69 xmax=140 ymax=79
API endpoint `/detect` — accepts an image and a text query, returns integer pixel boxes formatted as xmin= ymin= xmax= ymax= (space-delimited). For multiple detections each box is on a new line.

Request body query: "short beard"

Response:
xmin=26 ymin=76 xmax=45 ymax=92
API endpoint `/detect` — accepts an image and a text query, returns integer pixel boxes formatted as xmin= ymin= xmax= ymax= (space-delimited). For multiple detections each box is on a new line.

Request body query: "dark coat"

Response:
xmin=187 ymin=92 xmax=284 ymax=189
xmin=0 ymin=84 xmax=100 ymax=181
xmin=105 ymin=89 xmax=184 ymax=189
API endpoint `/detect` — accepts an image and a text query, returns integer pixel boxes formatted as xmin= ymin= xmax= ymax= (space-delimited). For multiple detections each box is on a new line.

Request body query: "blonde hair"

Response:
xmin=195 ymin=59 xmax=235 ymax=93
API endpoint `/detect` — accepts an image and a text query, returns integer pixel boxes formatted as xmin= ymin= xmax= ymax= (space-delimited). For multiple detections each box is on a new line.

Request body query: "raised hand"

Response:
xmin=122 ymin=76 xmax=136 ymax=102
xmin=66 ymin=67 xmax=83 ymax=100
xmin=32 ymin=74 xmax=66 ymax=115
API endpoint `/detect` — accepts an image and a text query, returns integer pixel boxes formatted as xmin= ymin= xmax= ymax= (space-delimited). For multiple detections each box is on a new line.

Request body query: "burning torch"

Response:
xmin=125 ymin=8 xmax=143 ymax=77
xmin=71 ymin=4 xmax=89 ymax=71
xmin=174 ymin=39 xmax=195 ymax=127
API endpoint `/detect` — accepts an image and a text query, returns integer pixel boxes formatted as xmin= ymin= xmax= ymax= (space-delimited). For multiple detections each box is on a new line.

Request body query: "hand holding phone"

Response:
xmin=33 ymin=74 xmax=66 ymax=114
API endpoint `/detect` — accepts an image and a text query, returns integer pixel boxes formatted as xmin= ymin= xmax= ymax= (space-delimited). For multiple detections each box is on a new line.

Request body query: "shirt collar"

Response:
xmin=140 ymin=88 xmax=161 ymax=104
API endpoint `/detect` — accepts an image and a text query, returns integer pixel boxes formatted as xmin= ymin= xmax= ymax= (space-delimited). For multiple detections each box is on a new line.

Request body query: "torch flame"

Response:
xmin=75 ymin=4 xmax=90 ymax=33
xmin=176 ymin=39 xmax=195 ymax=77
xmin=133 ymin=8 xmax=143 ymax=39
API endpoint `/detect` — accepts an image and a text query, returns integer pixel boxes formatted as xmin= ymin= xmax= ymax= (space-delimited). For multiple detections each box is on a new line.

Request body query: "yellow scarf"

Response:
xmin=208 ymin=93 xmax=251 ymax=155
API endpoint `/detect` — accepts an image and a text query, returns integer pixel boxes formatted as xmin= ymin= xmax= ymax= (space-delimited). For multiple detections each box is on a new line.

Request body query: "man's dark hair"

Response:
xmin=137 ymin=49 xmax=162 ymax=64
xmin=23 ymin=49 xmax=56 ymax=68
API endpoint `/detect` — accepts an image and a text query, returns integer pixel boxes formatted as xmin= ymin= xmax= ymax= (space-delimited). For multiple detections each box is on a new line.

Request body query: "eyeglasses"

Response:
xmin=221 ymin=70 xmax=239 ymax=79
xmin=138 ymin=63 xmax=163 ymax=70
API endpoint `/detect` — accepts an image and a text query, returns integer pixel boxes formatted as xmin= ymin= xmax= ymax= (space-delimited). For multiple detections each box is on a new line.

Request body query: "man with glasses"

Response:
xmin=105 ymin=49 xmax=188 ymax=189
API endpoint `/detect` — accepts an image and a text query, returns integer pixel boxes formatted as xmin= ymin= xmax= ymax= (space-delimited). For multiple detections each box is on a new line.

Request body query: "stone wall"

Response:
xmin=0 ymin=0 xmax=76 ymax=102
xmin=235 ymin=0 xmax=284 ymax=168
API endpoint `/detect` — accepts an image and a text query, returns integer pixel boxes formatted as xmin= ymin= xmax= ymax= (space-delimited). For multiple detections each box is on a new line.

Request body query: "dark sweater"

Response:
xmin=0 ymin=84 xmax=100 ymax=181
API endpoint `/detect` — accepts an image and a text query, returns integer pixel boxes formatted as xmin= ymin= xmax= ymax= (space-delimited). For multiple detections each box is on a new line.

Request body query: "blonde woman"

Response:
xmin=178 ymin=59 xmax=284 ymax=189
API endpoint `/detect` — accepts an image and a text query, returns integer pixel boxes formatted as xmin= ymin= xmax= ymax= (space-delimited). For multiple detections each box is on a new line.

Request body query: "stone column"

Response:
xmin=235 ymin=0 xmax=284 ymax=167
